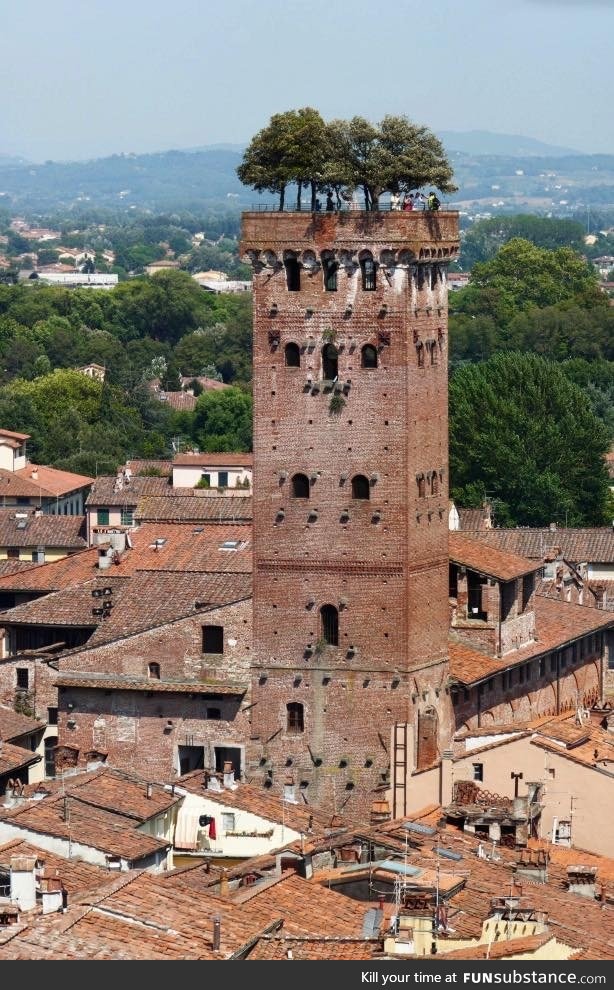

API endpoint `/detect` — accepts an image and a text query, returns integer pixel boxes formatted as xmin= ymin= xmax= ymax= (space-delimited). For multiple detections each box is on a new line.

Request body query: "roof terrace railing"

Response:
xmin=248 ymin=201 xmax=458 ymax=214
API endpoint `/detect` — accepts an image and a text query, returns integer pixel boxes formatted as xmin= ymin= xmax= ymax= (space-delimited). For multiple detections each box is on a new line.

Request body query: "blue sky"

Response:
xmin=0 ymin=0 xmax=611 ymax=161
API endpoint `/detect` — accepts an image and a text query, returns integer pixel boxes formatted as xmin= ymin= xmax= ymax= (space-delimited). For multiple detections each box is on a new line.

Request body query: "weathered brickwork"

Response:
xmin=55 ymin=600 xmax=253 ymax=779
xmin=241 ymin=211 xmax=460 ymax=811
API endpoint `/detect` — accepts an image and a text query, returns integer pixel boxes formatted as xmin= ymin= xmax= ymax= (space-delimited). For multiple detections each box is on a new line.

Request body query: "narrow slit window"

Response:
xmin=287 ymin=702 xmax=304 ymax=734
xmin=322 ymin=344 xmax=338 ymax=380
xmin=285 ymin=258 xmax=301 ymax=291
xmin=360 ymin=257 xmax=376 ymax=291
xmin=320 ymin=604 xmax=339 ymax=646
xmin=323 ymin=259 xmax=338 ymax=292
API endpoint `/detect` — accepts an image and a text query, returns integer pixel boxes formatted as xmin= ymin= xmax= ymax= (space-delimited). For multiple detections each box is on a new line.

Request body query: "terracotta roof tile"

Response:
xmin=449 ymin=533 xmax=540 ymax=581
xmin=460 ymin=528 xmax=614 ymax=565
xmin=14 ymin=465 xmax=92 ymax=497
xmin=0 ymin=510 xmax=86 ymax=549
xmin=247 ymin=936 xmax=380 ymax=960
xmin=125 ymin=460 xmax=172 ymax=477
xmin=25 ymin=767 xmax=180 ymax=821
xmin=135 ymin=495 xmax=252 ymax=523
xmin=86 ymin=475 xmax=192 ymax=507
xmin=450 ymin=596 xmax=614 ymax=685
xmin=0 ymin=704 xmax=44 ymax=741
xmin=0 ymin=837 xmax=109 ymax=894
xmin=55 ymin=672 xmax=247 ymax=695
xmin=0 ymin=740 xmax=41 ymax=776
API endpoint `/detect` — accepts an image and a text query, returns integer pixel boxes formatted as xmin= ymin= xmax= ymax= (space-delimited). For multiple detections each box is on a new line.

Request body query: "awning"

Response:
xmin=174 ymin=807 xmax=201 ymax=851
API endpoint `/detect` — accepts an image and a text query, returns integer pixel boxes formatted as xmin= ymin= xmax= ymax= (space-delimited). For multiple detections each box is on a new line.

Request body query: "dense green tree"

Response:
xmin=449 ymin=353 xmax=610 ymax=527
xmin=459 ymin=216 xmax=586 ymax=270
xmin=193 ymin=387 xmax=252 ymax=452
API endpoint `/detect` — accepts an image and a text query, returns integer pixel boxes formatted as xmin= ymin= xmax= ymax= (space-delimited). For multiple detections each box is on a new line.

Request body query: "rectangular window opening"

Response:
xmin=202 ymin=625 xmax=224 ymax=654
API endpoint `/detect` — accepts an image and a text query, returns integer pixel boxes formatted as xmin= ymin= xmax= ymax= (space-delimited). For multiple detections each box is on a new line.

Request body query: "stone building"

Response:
xmin=240 ymin=210 xmax=461 ymax=811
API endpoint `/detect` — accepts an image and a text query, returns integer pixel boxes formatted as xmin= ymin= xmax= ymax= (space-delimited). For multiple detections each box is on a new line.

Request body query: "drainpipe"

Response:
xmin=477 ymin=683 xmax=481 ymax=729
xmin=556 ymin=651 xmax=560 ymax=716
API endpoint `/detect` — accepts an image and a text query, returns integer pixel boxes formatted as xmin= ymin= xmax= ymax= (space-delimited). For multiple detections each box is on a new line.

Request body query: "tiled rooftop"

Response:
xmin=13 ymin=465 xmax=93 ymax=497
xmin=247 ymin=936 xmax=380 ymax=960
xmin=449 ymin=533 xmax=540 ymax=581
xmin=0 ymin=740 xmax=41 ymax=776
xmin=460 ymin=528 xmax=614 ymax=565
xmin=176 ymin=773 xmax=343 ymax=836
xmin=450 ymin=595 xmax=614 ymax=685
xmin=0 ymin=510 xmax=86 ymax=548
xmin=135 ymin=495 xmax=252 ymax=523
xmin=55 ymin=672 xmax=247 ymax=695
xmin=86 ymin=475 xmax=193 ymax=507
xmin=0 ymin=795 xmax=170 ymax=862
xmin=25 ymin=767 xmax=180 ymax=821
xmin=0 ymin=704 xmax=44 ymax=741
xmin=0 ymin=838 xmax=109 ymax=894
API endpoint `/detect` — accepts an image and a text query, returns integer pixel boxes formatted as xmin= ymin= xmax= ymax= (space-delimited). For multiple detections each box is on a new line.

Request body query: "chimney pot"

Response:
xmin=212 ymin=914 xmax=221 ymax=951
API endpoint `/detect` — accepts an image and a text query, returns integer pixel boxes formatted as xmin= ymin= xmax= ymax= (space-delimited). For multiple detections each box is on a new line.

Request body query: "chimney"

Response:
xmin=207 ymin=773 xmax=223 ymax=793
xmin=31 ymin=469 xmax=38 ymax=481
xmin=567 ymin=865 xmax=598 ymax=899
xmin=219 ymin=869 xmax=229 ymax=898
xmin=146 ymin=782 xmax=153 ymax=800
xmin=212 ymin=915 xmax=221 ymax=951
xmin=283 ymin=776 xmax=297 ymax=804
xmin=223 ymin=761 xmax=236 ymax=790
xmin=549 ymin=522 xmax=557 ymax=532
xmin=9 ymin=856 xmax=37 ymax=911
xmin=41 ymin=877 xmax=65 ymax=915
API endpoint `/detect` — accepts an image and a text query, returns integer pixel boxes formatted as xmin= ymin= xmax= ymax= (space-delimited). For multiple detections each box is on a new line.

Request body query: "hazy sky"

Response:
xmin=1 ymin=0 xmax=612 ymax=161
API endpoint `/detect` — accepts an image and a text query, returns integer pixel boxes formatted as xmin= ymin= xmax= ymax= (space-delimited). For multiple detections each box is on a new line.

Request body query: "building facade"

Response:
xmin=241 ymin=210 xmax=460 ymax=811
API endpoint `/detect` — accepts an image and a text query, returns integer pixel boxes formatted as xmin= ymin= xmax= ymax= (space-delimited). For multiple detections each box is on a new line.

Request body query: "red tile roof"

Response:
xmin=0 ymin=740 xmax=41 ymax=776
xmin=0 ymin=429 xmax=29 ymax=442
xmin=0 ymin=704 xmax=44 ymax=742
xmin=0 ymin=510 xmax=86 ymax=548
xmin=247 ymin=936 xmax=379 ymax=960
xmin=449 ymin=533 xmax=540 ymax=581
xmin=27 ymin=767 xmax=180 ymax=821
xmin=135 ymin=495 xmax=252 ymax=523
xmin=460 ymin=528 xmax=614 ymax=565
xmin=450 ymin=596 xmax=614 ymax=685
xmin=0 ymin=838 xmax=109 ymax=894
xmin=55 ymin=672 xmax=247 ymax=695
xmin=14 ymin=464 xmax=93 ymax=497
xmin=86 ymin=475 xmax=188 ymax=506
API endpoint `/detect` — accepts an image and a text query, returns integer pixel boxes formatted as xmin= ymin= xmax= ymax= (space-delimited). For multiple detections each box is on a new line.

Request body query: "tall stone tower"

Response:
xmin=241 ymin=209 xmax=460 ymax=814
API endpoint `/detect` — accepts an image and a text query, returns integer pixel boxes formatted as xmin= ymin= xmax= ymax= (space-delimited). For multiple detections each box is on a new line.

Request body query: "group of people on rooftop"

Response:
xmin=315 ymin=189 xmax=441 ymax=211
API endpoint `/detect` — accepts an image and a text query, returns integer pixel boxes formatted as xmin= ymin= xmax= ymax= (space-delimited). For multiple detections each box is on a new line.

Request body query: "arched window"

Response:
xmin=431 ymin=473 xmax=440 ymax=496
xmin=291 ymin=473 xmax=310 ymax=499
xmin=322 ymin=344 xmax=338 ymax=380
xmin=417 ymin=475 xmax=426 ymax=498
xmin=284 ymin=257 xmax=301 ymax=291
xmin=430 ymin=341 xmax=438 ymax=366
xmin=360 ymin=255 xmax=376 ymax=291
xmin=351 ymin=475 xmax=370 ymax=500
xmin=320 ymin=604 xmax=339 ymax=646
xmin=148 ymin=662 xmax=160 ymax=680
xmin=287 ymin=702 xmax=304 ymax=734
xmin=284 ymin=342 xmax=301 ymax=367
xmin=361 ymin=344 xmax=378 ymax=369
xmin=323 ymin=258 xmax=338 ymax=292
xmin=416 ymin=343 xmax=425 ymax=368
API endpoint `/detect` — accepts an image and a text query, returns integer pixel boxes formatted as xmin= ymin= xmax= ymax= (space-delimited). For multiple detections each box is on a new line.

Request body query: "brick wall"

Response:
xmin=242 ymin=211 xmax=460 ymax=810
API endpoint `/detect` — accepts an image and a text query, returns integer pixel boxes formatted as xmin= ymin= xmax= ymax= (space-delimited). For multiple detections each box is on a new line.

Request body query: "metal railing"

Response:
xmin=249 ymin=201 xmax=455 ymax=214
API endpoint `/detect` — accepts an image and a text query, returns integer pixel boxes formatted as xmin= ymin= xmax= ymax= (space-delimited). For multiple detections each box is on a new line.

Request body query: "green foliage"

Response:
xmin=238 ymin=109 xmax=456 ymax=210
xmin=459 ymin=216 xmax=586 ymax=270
xmin=195 ymin=476 xmax=210 ymax=489
xmin=329 ymin=394 xmax=346 ymax=414
xmin=449 ymin=353 xmax=610 ymax=527
xmin=193 ymin=387 xmax=252 ymax=452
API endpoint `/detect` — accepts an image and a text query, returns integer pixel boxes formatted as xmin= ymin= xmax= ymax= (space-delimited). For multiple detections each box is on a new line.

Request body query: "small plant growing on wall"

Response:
xmin=314 ymin=637 xmax=328 ymax=655
xmin=329 ymin=394 xmax=345 ymax=415
xmin=322 ymin=326 xmax=337 ymax=343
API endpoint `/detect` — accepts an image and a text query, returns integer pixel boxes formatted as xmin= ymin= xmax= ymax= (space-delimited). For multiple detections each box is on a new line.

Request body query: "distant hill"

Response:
xmin=438 ymin=130 xmax=582 ymax=157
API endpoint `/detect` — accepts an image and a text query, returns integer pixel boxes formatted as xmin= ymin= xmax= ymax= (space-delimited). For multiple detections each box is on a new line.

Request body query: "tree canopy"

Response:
xmin=449 ymin=352 xmax=611 ymax=527
xmin=237 ymin=109 xmax=456 ymax=210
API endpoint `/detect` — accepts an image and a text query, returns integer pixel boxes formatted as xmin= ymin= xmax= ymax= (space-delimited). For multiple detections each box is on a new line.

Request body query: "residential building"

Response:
xmin=171 ymin=452 xmax=252 ymax=490
xmin=0 ymin=510 xmax=86 ymax=564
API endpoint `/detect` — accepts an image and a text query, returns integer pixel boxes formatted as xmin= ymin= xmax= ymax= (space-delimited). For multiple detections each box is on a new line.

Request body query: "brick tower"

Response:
xmin=241 ymin=209 xmax=460 ymax=814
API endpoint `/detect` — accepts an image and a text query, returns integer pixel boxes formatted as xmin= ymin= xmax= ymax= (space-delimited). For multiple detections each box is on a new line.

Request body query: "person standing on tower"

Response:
xmin=326 ymin=191 xmax=335 ymax=212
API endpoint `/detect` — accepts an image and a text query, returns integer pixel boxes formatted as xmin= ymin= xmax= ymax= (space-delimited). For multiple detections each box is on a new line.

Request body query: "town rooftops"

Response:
xmin=23 ymin=767 xmax=179 ymax=822
xmin=176 ymin=772 xmax=344 ymax=837
xmin=85 ymin=474 xmax=187 ymax=506
xmin=0 ymin=782 xmax=176 ymax=862
xmin=13 ymin=465 xmax=93 ymax=497
xmin=135 ymin=495 xmax=252 ymax=523
xmin=0 ymin=510 xmax=86 ymax=549
xmin=0 ymin=837 xmax=109 ymax=895
xmin=125 ymin=459 xmax=172 ymax=477
xmin=0 ymin=871 xmax=283 ymax=960
xmin=459 ymin=528 xmax=614 ymax=565
xmin=172 ymin=452 xmax=253 ymax=468
xmin=55 ymin=672 xmax=248 ymax=696
xmin=449 ymin=595 xmax=614 ymax=686
xmin=247 ymin=935 xmax=379 ymax=960
xmin=449 ymin=532 xmax=540 ymax=581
